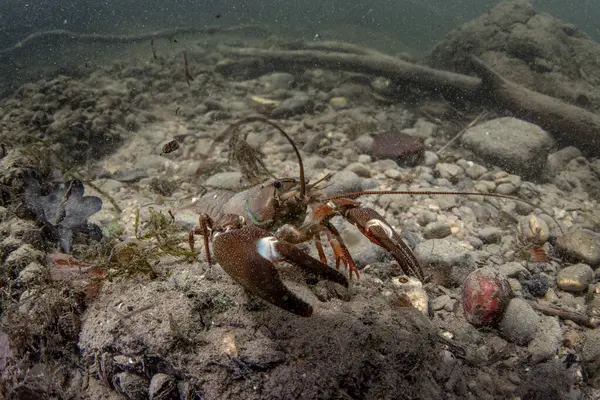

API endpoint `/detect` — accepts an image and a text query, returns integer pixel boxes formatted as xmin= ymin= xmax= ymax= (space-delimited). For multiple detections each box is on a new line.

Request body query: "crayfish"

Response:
xmin=182 ymin=116 xmax=543 ymax=317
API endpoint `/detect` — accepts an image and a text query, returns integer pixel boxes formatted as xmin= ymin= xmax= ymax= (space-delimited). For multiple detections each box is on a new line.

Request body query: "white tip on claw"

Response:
xmin=364 ymin=219 xmax=393 ymax=238
xmin=256 ymin=236 xmax=282 ymax=262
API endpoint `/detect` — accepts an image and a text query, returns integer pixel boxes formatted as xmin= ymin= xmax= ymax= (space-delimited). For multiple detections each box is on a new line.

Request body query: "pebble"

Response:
xmin=259 ymin=72 xmax=295 ymax=91
xmin=328 ymin=96 xmax=349 ymax=110
xmin=353 ymin=135 xmax=374 ymax=154
xmin=556 ymin=228 xmax=600 ymax=266
xmin=423 ymin=151 xmax=439 ymax=166
xmin=460 ymin=117 xmax=555 ymax=177
xmin=417 ymin=211 xmax=437 ymax=226
xmin=519 ymin=215 xmax=550 ymax=245
xmin=465 ymin=164 xmax=488 ymax=179
xmin=494 ymin=182 xmax=517 ymax=195
xmin=423 ymin=221 xmax=452 ymax=239
xmin=357 ymin=154 xmax=372 ymax=164
xmin=556 ymin=263 xmax=594 ymax=292
xmin=413 ymin=118 xmax=438 ymax=137
xmin=498 ymin=298 xmax=539 ymax=345
xmin=345 ymin=162 xmax=371 ymax=178
xmin=414 ymin=239 xmax=475 ymax=287
xmin=435 ymin=163 xmax=464 ymax=182
xmin=527 ymin=316 xmax=562 ymax=363
xmin=545 ymin=146 xmax=582 ymax=177
xmin=384 ymin=168 xmax=401 ymax=179
xmin=270 ymin=95 xmax=314 ymax=118
xmin=204 ymin=172 xmax=243 ymax=190
xmin=323 ymin=170 xmax=364 ymax=196
xmin=582 ymin=329 xmax=600 ymax=388
xmin=477 ymin=227 xmax=504 ymax=244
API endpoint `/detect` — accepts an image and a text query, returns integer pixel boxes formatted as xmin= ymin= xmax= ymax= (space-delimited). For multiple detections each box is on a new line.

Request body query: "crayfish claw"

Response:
xmin=274 ymin=241 xmax=349 ymax=288
xmin=345 ymin=207 xmax=425 ymax=281
xmin=212 ymin=225 xmax=314 ymax=317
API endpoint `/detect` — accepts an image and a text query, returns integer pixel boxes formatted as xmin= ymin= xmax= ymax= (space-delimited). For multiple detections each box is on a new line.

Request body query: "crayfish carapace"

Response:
xmin=184 ymin=116 xmax=547 ymax=317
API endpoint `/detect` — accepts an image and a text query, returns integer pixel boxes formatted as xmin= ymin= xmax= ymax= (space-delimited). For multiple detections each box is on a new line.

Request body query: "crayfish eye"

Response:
xmin=272 ymin=180 xmax=282 ymax=189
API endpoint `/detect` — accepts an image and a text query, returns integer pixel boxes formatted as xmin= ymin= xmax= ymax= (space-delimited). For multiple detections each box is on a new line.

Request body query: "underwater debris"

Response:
xmin=183 ymin=50 xmax=194 ymax=86
xmin=23 ymin=177 xmax=103 ymax=253
xmin=160 ymin=139 xmax=180 ymax=155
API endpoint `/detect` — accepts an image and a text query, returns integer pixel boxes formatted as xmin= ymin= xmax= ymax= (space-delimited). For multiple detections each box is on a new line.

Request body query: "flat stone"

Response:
xmin=460 ymin=117 xmax=555 ymax=178
xmin=371 ymin=131 xmax=424 ymax=167
xmin=556 ymin=228 xmax=600 ymax=266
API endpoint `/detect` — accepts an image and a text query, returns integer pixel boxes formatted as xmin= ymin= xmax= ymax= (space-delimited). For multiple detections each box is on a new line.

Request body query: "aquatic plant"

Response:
xmin=23 ymin=177 xmax=103 ymax=253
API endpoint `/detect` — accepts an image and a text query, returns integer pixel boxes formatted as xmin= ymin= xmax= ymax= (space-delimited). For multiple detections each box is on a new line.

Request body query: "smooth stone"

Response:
xmin=478 ymin=227 xmax=504 ymax=244
xmin=423 ymin=221 xmax=452 ymax=239
xmin=499 ymin=298 xmax=539 ymax=345
xmin=270 ymin=95 xmax=314 ymax=118
xmin=357 ymin=154 xmax=372 ymax=164
xmin=435 ymin=163 xmax=464 ymax=182
xmin=556 ymin=263 xmax=594 ymax=292
xmin=460 ymin=117 xmax=555 ymax=178
xmin=417 ymin=211 xmax=437 ymax=226
xmin=527 ymin=315 xmax=561 ymax=363
xmin=414 ymin=239 xmax=475 ymax=287
xmin=423 ymin=151 xmax=439 ymax=166
xmin=497 ymin=261 xmax=530 ymax=278
xmin=384 ymin=168 xmax=401 ymax=179
xmin=353 ymin=135 xmax=374 ymax=154
xmin=323 ymin=170 xmax=364 ymax=197
xmin=345 ymin=162 xmax=371 ymax=178
xmin=545 ymin=146 xmax=582 ymax=177
xmin=556 ymin=228 xmax=600 ymax=266
xmin=582 ymin=329 xmax=600 ymax=388
xmin=328 ymin=96 xmax=349 ymax=109
xmin=259 ymin=72 xmax=295 ymax=91
xmin=465 ymin=164 xmax=488 ymax=179
xmin=204 ymin=172 xmax=243 ymax=190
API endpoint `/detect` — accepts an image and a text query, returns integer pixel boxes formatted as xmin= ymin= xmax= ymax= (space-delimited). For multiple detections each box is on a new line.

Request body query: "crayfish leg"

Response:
xmin=324 ymin=223 xmax=360 ymax=280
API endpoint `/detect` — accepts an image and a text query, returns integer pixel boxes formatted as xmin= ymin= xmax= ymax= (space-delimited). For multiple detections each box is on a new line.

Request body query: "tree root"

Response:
xmin=0 ymin=25 xmax=270 ymax=56
xmin=217 ymin=42 xmax=600 ymax=151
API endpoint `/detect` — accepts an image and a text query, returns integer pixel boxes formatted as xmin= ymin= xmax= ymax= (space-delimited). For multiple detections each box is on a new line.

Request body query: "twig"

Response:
xmin=436 ymin=111 xmax=488 ymax=155
xmin=150 ymin=39 xmax=157 ymax=60
xmin=528 ymin=300 xmax=599 ymax=328
xmin=183 ymin=50 xmax=194 ymax=86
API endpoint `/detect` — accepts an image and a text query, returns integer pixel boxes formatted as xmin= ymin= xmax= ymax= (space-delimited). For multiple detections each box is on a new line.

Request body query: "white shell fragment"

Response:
xmin=392 ymin=276 xmax=430 ymax=316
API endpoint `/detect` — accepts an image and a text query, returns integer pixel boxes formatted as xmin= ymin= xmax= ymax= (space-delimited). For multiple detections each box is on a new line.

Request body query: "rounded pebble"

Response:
xmin=498 ymin=298 xmax=539 ymax=345
xmin=556 ymin=263 xmax=594 ymax=292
